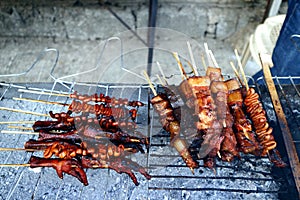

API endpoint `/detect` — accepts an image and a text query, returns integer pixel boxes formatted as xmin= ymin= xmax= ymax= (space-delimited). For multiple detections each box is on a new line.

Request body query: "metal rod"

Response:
xmin=146 ymin=0 xmax=158 ymax=76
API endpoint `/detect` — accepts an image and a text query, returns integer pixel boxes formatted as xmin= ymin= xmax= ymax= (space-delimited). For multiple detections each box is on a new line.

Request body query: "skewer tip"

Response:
xmin=142 ymin=70 xmax=157 ymax=96
xmin=217 ymin=151 xmax=222 ymax=159
xmin=234 ymin=49 xmax=249 ymax=91
xmin=190 ymin=167 xmax=195 ymax=174
xmin=173 ymin=52 xmax=187 ymax=80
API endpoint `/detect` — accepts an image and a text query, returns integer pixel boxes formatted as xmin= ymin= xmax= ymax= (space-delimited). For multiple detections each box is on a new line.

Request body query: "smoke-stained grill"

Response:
xmin=0 ymin=75 xmax=299 ymax=199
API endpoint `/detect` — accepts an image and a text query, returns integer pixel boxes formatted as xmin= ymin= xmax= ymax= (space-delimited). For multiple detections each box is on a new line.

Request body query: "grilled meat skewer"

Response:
xmin=151 ymin=93 xmax=199 ymax=170
xmin=243 ymin=88 xmax=286 ymax=167
xmin=226 ymin=79 xmax=261 ymax=155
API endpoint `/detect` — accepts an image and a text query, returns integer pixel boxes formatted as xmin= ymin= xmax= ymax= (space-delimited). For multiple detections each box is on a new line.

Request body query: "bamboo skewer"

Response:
xmin=234 ymin=49 xmax=249 ymax=91
xmin=230 ymin=60 xmax=250 ymax=139
xmin=0 ymin=163 xmax=31 ymax=167
xmin=173 ymin=52 xmax=188 ymax=80
xmin=203 ymin=45 xmax=226 ymax=158
xmin=7 ymin=125 xmax=33 ymax=130
xmin=187 ymin=41 xmax=199 ymax=76
xmin=0 ymin=121 xmax=35 ymax=124
xmin=204 ymin=43 xmax=211 ymax=67
xmin=186 ymin=61 xmax=195 ymax=75
xmin=13 ymin=97 xmax=69 ymax=106
xmin=1 ymin=129 xmax=124 ymax=141
xmin=229 ymin=61 xmax=244 ymax=86
xmin=204 ymin=43 xmax=220 ymax=68
xmin=156 ymin=61 xmax=168 ymax=85
xmin=142 ymin=71 xmax=157 ymax=96
xmin=217 ymin=151 xmax=222 ymax=159
xmin=18 ymin=89 xmax=69 ymax=97
xmin=201 ymin=53 xmax=207 ymax=71
xmin=156 ymin=74 xmax=166 ymax=87
xmin=208 ymin=50 xmax=220 ymax=69
xmin=0 ymin=147 xmax=39 ymax=152
xmin=1 ymin=130 xmax=38 ymax=135
xmin=0 ymin=163 xmax=79 ymax=168
xmin=0 ymin=107 xmax=48 ymax=117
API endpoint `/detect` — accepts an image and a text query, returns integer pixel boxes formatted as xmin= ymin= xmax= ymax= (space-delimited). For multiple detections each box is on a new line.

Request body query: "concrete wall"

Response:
xmin=0 ymin=1 xmax=267 ymax=41
xmin=1 ymin=0 xmax=287 ymax=82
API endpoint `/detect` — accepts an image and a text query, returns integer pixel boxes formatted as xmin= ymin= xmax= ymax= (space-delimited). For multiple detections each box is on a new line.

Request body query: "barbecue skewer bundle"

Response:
xmin=0 ymin=46 xmax=287 ymax=188
xmin=146 ymin=49 xmax=286 ymax=173
xmin=15 ymin=92 xmax=151 ymax=186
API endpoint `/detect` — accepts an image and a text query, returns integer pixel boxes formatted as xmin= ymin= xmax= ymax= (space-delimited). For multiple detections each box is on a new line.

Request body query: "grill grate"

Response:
xmin=0 ymin=82 xmax=151 ymax=200
xmin=0 ymin=48 xmax=299 ymax=199
xmin=1 ymin=80 xmax=297 ymax=199
xmin=144 ymin=83 xmax=296 ymax=200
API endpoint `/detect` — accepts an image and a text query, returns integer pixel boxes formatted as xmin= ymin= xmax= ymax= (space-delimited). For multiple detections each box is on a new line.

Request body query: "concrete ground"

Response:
xmin=0 ymin=29 xmax=259 ymax=85
xmin=0 ymin=1 xmax=288 ymax=84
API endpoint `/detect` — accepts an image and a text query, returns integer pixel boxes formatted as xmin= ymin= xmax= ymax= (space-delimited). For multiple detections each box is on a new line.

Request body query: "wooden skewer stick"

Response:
xmin=0 ymin=107 xmax=48 ymax=117
xmin=1 ymin=130 xmax=38 ymax=135
xmin=0 ymin=163 xmax=78 ymax=168
xmin=187 ymin=41 xmax=199 ymax=76
xmin=1 ymin=129 xmax=128 ymax=141
xmin=18 ymin=89 xmax=69 ymax=97
xmin=229 ymin=61 xmax=244 ymax=86
xmin=156 ymin=62 xmax=169 ymax=85
xmin=0 ymin=163 xmax=31 ymax=167
xmin=217 ymin=151 xmax=222 ymax=159
xmin=13 ymin=97 xmax=69 ymax=106
xmin=156 ymin=74 xmax=166 ymax=87
xmin=7 ymin=125 xmax=33 ymax=130
xmin=201 ymin=53 xmax=207 ymax=71
xmin=186 ymin=61 xmax=196 ymax=75
xmin=142 ymin=71 xmax=157 ymax=96
xmin=222 ymin=120 xmax=227 ymax=128
xmin=0 ymin=147 xmax=39 ymax=152
xmin=234 ymin=49 xmax=249 ymax=91
xmin=204 ymin=43 xmax=212 ymax=67
xmin=208 ymin=50 xmax=220 ymax=69
xmin=0 ymin=121 xmax=35 ymax=124
xmin=173 ymin=52 xmax=188 ymax=80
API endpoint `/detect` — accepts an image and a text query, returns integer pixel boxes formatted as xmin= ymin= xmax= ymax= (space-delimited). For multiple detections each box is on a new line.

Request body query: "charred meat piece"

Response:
xmin=70 ymin=91 xmax=144 ymax=107
xmin=244 ymin=88 xmax=286 ymax=167
xmin=151 ymin=93 xmax=198 ymax=170
xmin=81 ymin=156 xmax=151 ymax=186
xmin=206 ymin=67 xmax=223 ymax=82
xmin=29 ymin=156 xmax=88 ymax=186
xmin=226 ymin=79 xmax=261 ymax=156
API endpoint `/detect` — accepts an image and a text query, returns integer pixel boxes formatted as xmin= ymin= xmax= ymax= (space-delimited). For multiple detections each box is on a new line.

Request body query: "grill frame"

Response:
xmin=0 ymin=78 xmax=299 ymax=199
xmin=0 ymin=46 xmax=299 ymax=199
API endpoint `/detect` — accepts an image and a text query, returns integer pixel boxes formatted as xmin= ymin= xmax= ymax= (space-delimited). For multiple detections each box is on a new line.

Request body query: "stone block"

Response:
xmin=64 ymin=7 xmax=135 ymax=40
xmin=137 ymin=4 xmax=207 ymax=39
xmin=0 ymin=6 xmax=135 ymax=40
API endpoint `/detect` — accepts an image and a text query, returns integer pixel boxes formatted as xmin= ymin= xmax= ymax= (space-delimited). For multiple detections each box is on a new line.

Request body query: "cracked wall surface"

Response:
xmin=0 ymin=0 xmax=288 ymax=81
xmin=0 ymin=1 xmax=268 ymax=40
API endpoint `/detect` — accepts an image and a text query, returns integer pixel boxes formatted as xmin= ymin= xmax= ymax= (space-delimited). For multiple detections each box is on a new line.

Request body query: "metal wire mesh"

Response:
xmin=0 ymin=79 xmax=290 ymax=200
xmin=0 ymin=41 xmax=299 ymax=199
